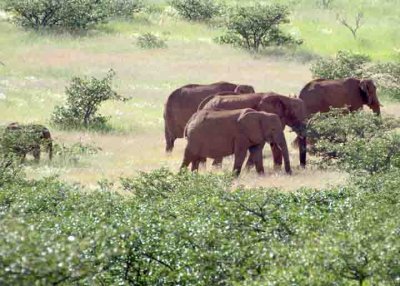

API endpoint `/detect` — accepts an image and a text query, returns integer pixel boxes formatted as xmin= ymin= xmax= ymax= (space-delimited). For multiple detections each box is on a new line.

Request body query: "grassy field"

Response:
xmin=1 ymin=0 xmax=399 ymax=189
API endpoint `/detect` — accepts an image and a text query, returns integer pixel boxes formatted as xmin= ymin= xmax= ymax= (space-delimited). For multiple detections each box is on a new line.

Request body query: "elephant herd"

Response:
xmin=3 ymin=77 xmax=380 ymax=173
xmin=164 ymin=78 xmax=381 ymax=176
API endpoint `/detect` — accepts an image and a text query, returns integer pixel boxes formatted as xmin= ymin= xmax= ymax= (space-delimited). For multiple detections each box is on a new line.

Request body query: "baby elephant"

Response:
xmin=181 ymin=108 xmax=291 ymax=176
xmin=4 ymin=122 xmax=53 ymax=162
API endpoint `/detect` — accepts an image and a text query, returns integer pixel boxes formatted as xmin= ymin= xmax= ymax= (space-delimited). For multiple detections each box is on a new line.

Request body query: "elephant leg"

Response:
xmin=245 ymin=152 xmax=255 ymax=170
xmin=245 ymin=143 xmax=265 ymax=170
xmin=270 ymin=143 xmax=283 ymax=170
xmin=180 ymin=148 xmax=192 ymax=170
xmin=250 ymin=145 xmax=265 ymax=175
xmin=212 ymin=157 xmax=223 ymax=168
xmin=191 ymin=159 xmax=201 ymax=172
xmin=33 ymin=146 xmax=41 ymax=162
xmin=165 ymin=124 xmax=175 ymax=153
xmin=298 ymin=136 xmax=307 ymax=168
xmin=233 ymin=145 xmax=247 ymax=177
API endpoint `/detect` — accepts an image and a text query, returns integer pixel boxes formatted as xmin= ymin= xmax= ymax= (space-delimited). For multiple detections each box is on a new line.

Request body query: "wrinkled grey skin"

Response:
xmin=299 ymin=78 xmax=381 ymax=116
xmin=164 ymin=81 xmax=255 ymax=152
xmin=199 ymin=92 xmax=307 ymax=169
xmin=182 ymin=108 xmax=291 ymax=176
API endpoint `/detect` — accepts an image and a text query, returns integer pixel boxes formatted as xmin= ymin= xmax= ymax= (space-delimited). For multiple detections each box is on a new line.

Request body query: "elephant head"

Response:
xmin=360 ymin=79 xmax=380 ymax=115
xmin=234 ymin=85 xmax=255 ymax=94
xmin=238 ymin=110 xmax=291 ymax=174
xmin=257 ymin=95 xmax=307 ymax=167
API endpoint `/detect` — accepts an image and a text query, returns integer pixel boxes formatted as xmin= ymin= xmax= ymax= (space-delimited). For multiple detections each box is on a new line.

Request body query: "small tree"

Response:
xmin=310 ymin=50 xmax=370 ymax=79
xmin=216 ymin=4 xmax=302 ymax=52
xmin=337 ymin=12 xmax=364 ymax=39
xmin=137 ymin=32 xmax=167 ymax=49
xmin=51 ymin=70 xmax=124 ymax=130
xmin=170 ymin=0 xmax=223 ymax=22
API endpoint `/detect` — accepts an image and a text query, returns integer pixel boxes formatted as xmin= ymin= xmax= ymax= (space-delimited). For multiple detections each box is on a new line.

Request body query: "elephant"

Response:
xmin=199 ymin=92 xmax=307 ymax=168
xmin=181 ymin=108 xmax=291 ymax=176
xmin=163 ymin=81 xmax=255 ymax=152
xmin=3 ymin=122 xmax=53 ymax=162
xmin=299 ymin=78 xmax=381 ymax=117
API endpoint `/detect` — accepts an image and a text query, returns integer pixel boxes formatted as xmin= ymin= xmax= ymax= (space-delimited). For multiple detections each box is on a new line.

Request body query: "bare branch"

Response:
xmin=337 ymin=12 xmax=364 ymax=39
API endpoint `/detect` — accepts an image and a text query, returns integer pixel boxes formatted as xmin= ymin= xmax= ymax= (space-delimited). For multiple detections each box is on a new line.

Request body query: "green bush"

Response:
xmin=216 ymin=4 xmax=302 ymax=52
xmin=136 ymin=32 xmax=167 ymax=49
xmin=107 ymin=0 xmax=142 ymax=18
xmin=310 ymin=50 xmax=371 ymax=79
xmin=51 ymin=70 xmax=124 ymax=131
xmin=3 ymin=0 xmax=141 ymax=31
xmin=169 ymin=0 xmax=223 ymax=22
xmin=52 ymin=142 xmax=101 ymax=165
xmin=307 ymin=109 xmax=400 ymax=174
xmin=0 ymin=169 xmax=399 ymax=284
xmin=367 ymin=61 xmax=400 ymax=101
xmin=0 ymin=154 xmax=23 ymax=187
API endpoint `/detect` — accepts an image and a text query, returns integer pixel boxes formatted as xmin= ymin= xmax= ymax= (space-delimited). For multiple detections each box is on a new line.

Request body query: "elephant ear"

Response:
xmin=258 ymin=96 xmax=286 ymax=123
xmin=237 ymin=109 xmax=264 ymax=144
xmin=359 ymin=80 xmax=374 ymax=105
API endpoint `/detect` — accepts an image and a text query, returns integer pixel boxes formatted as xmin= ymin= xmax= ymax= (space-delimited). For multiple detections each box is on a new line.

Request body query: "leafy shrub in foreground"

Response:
xmin=136 ymin=32 xmax=167 ymax=49
xmin=170 ymin=0 xmax=223 ymax=21
xmin=51 ymin=69 xmax=125 ymax=131
xmin=0 ymin=169 xmax=399 ymax=284
xmin=307 ymin=109 xmax=400 ymax=173
xmin=216 ymin=4 xmax=302 ymax=52
xmin=310 ymin=50 xmax=371 ymax=79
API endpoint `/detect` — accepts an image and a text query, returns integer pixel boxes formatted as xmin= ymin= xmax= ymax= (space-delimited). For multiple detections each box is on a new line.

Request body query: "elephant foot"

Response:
xmin=273 ymin=164 xmax=282 ymax=171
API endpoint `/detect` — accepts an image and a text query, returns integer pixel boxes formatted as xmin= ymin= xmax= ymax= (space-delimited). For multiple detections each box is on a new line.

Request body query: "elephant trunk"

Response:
xmin=370 ymin=103 xmax=381 ymax=116
xmin=276 ymin=132 xmax=291 ymax=174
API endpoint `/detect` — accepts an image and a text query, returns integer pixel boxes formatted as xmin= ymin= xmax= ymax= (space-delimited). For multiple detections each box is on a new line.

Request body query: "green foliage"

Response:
xmin=310 ymin=50 xmax=371 ymax=79
xmin=3 ymin=0 xmax=141 ymax=31
xmin=53 ymin=142 xmax=101 ymax=165
xmin=216 ymin=4 xmax=302 ymax=52
xmin=51 ymin=70 xmax=124 ymax=131
xmin=0 ymin=169 xmax=399 ymax=284
xmin=307 ymin=109 xmax=400 ymax=174
xmin=169 ymin=0 xmax=223 ymax=22
xmin=367 ymin=61 xmax=400 ymax=101
xmin=0 ymin=154 xmax=23 ymax=187
xmin=107 ymin=0 xmax=142 ymax=18
xmin=136 ymin=32 xmax=167 ymax=49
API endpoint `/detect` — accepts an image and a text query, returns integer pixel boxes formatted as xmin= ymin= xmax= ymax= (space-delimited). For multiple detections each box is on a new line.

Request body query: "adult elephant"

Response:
xmin=182 ymin=108 xmax=291 ymax=176
xmin=199 ymin=92 xmax=307 ymax=168
xmin=4 ymin=122 xmax=53 ymax=162
xmin=299 ymin=78 xmax=381 ymax=116
xmin=164 ymin=81 xmax=255 ymax=152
